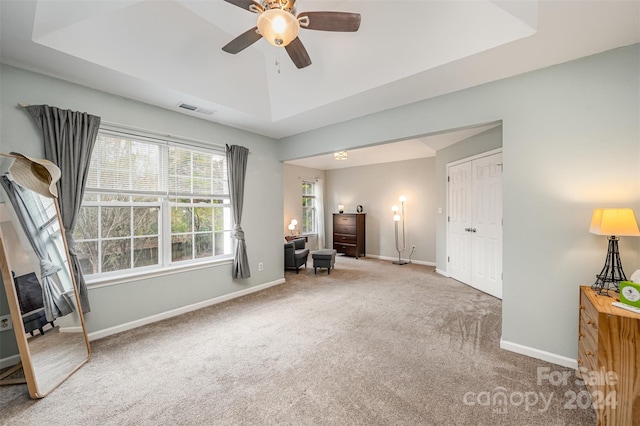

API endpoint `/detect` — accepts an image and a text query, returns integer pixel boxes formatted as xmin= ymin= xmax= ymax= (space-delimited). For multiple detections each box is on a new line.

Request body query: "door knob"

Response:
xmin=472 ymin=228 xmax=477 ymax=233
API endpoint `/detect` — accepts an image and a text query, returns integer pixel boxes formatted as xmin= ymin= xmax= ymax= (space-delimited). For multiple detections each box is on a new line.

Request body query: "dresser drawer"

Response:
xmin=578 ymin=318 xmax=598 ymax=359
xmin=334 ymin=224 xmax=356 ymax=235
xmin=334 ymin=215 xmax=356 ymax=226
xmin=579 ymin=307 xmax=598 ymax=343
xmin=334 ymin=243 xmax=356 ymax=257
xmin=577 ymin=334 xmax=598 ymax=375
xmin=334 ymin=234 xmax=357 ymax=244
xmin=580 ymin=290 xmax=599 ymax=323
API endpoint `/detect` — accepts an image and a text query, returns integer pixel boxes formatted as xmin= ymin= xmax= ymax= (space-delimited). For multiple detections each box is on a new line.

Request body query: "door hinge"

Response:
xmin=448 ymin=256 xmax=450 ymax=262
xmin=448 ymin=216 xmax=450 ymax=222
xmin=447 ymin=176 xmax=450 ymax=182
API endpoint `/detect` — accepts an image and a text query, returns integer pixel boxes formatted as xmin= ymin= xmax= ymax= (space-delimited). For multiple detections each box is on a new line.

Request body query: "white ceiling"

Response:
xmin=1 ymin=0 xmax=638 ymax=146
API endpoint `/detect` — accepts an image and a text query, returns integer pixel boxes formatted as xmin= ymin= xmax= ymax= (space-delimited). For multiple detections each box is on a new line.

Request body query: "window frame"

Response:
xmin=301 ymin=180 xmax=316 ymax=234
xmin=76 ymin=124 xmax=233 ymax=285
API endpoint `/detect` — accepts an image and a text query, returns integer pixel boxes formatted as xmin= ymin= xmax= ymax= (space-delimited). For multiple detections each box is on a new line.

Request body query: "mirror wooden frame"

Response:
xmin=0 ymin=160 xmax=91 ymax=398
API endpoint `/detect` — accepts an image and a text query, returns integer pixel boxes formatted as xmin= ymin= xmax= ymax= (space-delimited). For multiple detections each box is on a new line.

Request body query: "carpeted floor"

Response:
xmin=0 ymin=256 xmax=595 ymax=425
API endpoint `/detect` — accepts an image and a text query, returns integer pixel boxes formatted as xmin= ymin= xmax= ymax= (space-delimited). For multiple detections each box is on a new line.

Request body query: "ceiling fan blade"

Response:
xmin=222 ymin=27 xmax=263 ymax=54
xmin=223 ymin=0 xmax=263 ymax=13
xmin=285 ymin=37 xmax=311 ymax=69
xmin=297 ymin=11 xmax=361 ymax=32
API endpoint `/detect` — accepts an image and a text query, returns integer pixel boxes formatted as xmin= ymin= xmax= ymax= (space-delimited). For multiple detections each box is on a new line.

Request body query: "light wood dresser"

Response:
xmin=577 ymin=286 xmax=640 ymax=425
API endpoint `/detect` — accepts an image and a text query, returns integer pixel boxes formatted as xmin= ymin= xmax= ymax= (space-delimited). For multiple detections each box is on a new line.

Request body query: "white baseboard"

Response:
xmin=0 ymin=353 xmax=21 ymax=370
xmin=435 ymin=268 xmax=448 ymax=277
xmin=500 ymin=338 xmax=577 ymax=369
xmin=365 ymin=254 xmax=435 ymax=267
xmin=88 ymin=278 xmax=285 ymax=341
xmin=59 ymin=327 xmax=84 ymax=333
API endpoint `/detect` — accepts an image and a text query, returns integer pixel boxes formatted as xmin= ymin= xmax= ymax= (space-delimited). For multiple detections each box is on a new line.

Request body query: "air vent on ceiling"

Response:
xmin=177 ymin=103 xmax=215 ymax=115
xmin=178 ymin=103 xmax=198 ymax=111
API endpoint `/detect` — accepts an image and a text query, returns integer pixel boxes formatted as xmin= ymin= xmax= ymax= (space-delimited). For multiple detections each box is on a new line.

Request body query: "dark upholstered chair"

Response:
xmin=284 ymin=238 xmax=309 ymax=273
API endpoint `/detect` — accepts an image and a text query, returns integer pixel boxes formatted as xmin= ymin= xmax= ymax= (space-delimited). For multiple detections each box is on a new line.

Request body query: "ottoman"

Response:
xmin=311 ymin=249 xmax=337 ymax=274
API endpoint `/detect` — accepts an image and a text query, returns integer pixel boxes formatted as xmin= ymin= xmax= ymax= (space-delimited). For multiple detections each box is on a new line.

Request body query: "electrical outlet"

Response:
xmin=258 ymin=262 xmax=264 ymax=271
xmin=0 ymin=314 xmax=12 ymax=331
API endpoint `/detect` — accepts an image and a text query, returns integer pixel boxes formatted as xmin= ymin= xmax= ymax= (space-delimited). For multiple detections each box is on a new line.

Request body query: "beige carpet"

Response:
xmin=1 ymin=256 xmax=595 ymax=425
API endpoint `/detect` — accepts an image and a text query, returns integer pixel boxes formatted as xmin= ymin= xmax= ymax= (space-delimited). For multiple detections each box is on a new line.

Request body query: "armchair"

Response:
xmin=284 ymin=238 xmax=309 ymax=274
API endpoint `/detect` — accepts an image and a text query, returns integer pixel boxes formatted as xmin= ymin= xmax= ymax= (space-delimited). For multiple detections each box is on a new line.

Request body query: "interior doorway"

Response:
xmin=447 ymin=149 xmax=503 ymax=299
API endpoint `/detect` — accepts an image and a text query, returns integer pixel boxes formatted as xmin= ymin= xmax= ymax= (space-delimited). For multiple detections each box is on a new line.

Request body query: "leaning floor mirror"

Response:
xmin=0 ymin=153 xmax=90 ymax=398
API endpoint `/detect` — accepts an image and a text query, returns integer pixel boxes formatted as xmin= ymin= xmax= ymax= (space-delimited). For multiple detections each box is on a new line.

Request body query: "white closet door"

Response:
xmin=448 ymin=161 xmax=472 ymax=285
xmin=471 ymin=153 xmax=503 ymax=298
xmin=447 ymin=152 xmax=502 ymax=299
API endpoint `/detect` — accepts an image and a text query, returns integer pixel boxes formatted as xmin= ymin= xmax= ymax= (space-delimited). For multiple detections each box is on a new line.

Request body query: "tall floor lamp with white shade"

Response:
xmin=392 ymin=195 xmax=407 ymax=265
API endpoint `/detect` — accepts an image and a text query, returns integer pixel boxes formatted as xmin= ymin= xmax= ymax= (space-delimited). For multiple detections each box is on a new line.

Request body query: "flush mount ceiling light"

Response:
xmin=333 ymin=151 xmax=348 ymax=160
xmin=222 ymin=0 xmax=361 ymax=69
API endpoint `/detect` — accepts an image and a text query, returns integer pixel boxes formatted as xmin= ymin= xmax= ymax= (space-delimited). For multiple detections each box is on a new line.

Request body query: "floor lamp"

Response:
xmin=392 ymin=196 xmax=407 ymax=265
xmin=590 ymin=208 xmax=640 ymax=296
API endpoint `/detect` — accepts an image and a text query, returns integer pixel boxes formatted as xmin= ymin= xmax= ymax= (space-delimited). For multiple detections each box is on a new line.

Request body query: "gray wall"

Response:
xmin=279 ymin=45 xmax=640 ymax=362
xmin=0 ymin=65 xmax=283 ymax=358
xmin=324 ymin=158 xmax=436 ymax=263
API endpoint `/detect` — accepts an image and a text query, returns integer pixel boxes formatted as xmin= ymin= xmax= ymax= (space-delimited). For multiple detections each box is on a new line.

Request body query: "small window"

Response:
xmin=302 ymin=180 xmax=316 ymax=234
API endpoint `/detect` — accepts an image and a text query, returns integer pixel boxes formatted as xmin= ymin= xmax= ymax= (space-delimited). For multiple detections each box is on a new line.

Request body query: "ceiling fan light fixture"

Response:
xmin=257 ymin=9 xmax=300 ymax=47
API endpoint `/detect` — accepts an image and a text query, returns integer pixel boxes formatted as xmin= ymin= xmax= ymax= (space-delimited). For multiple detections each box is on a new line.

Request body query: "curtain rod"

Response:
xmin=16 ymin=103 xmax=249 ymax=153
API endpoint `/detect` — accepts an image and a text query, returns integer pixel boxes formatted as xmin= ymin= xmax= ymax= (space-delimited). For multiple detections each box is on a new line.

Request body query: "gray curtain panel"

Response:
xmin=225 ymin=144 xmax=251 ymax=279
xmin=0 ymin=176 xmax=74 ymax=322
xmin=25 ymin=105 xmax=101 ymax=314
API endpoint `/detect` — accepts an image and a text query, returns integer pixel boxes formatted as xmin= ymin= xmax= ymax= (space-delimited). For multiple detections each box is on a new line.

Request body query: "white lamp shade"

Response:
xmin=290 ymin=219 xmax=297 ymax=226
xmin=393 ymin=214 xmax=401 ymax=222
xmin=391 ymin=205 xmax=398 ymax=212
xmin=590 ymin=208 xmax=640 ymax=236
xmin=399 ymin=195 xmax=407 ymax=202
xmin=288 ymin=223 xmax=295 ymax=231
xmin=257 ymin=9 xmax=300 ymax=47
xmin=338 ymin=204 xmax=344 ymax=211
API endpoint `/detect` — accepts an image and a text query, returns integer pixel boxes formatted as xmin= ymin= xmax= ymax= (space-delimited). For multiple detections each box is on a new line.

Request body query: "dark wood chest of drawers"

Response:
xmin=333 ymin=213 xmax=365 ymax=258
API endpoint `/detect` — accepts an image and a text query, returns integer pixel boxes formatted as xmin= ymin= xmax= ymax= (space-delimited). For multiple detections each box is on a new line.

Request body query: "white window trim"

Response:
xmin=85 ymin=256 xmax=233 ymax=289
xmin=302 ymin=180 xmax=316 ymax=234
xmin=77 ymin=123 xmax=233 ymax=285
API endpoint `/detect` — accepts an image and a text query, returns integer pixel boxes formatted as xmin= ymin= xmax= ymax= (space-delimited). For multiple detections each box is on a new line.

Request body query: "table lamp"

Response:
xmin=590 ymin=208 xmax=640 ymax=295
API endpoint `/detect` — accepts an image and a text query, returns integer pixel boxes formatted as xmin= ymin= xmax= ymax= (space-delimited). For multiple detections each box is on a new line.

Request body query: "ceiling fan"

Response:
xmin=222 ymin=0 xmax=361 ymax=69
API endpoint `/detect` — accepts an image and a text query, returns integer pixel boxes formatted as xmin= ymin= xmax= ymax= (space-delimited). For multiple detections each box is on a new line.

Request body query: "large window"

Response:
xmin=302 ymin=180 xmax=316 ymax=234
xmin=74 ymin=128 xmax=232 ymax=279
